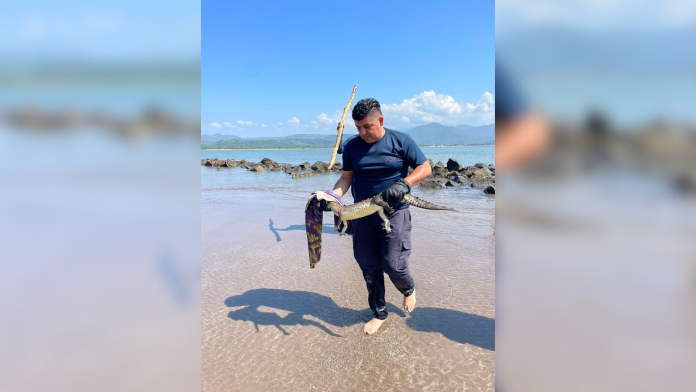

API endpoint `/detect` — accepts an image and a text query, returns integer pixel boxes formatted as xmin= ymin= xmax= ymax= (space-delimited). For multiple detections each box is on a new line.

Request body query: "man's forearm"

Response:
xmin=405 ymin=161 xmax=432 ymax=187
xmin=332 ymin=177 xmax=351 ymax=197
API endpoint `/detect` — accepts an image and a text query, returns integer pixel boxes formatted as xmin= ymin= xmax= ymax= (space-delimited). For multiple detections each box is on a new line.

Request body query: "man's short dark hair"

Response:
xmin=352 ymin=98 xmax=382 ymax=121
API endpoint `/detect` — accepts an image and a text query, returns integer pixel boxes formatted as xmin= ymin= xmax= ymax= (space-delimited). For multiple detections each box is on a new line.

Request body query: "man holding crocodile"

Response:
xmin=320 ymin=98 xmax=433 ymax=335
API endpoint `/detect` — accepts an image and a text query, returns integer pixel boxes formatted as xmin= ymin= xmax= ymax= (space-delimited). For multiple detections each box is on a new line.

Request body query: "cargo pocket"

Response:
xmin=397 ymin=238 xmax=412 ymax=270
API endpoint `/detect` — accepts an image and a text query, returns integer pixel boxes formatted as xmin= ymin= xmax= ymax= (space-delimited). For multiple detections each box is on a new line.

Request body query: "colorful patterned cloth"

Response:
xmin=304 ymin=191 xmax=353 ymax=269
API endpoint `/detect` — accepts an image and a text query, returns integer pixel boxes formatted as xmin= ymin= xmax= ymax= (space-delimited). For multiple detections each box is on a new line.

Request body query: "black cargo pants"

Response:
xmin=352 ymin=208 xmax=415 ymax=320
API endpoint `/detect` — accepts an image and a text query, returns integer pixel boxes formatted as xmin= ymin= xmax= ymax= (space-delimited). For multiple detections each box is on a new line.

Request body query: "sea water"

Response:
xmin=201 ymin=145 xmax=494 ymax=167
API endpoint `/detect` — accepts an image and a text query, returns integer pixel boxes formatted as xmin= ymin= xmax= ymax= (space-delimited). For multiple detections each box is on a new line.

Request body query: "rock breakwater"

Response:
xmin=201 ymin=157 xmax=495 ymax=194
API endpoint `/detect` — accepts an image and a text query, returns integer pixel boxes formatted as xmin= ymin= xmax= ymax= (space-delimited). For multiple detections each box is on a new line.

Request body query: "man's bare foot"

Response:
xmin=404 ymin=289 xmax=416 ymax=314
xmin=364 ymin=317 xmax=387 ymax=335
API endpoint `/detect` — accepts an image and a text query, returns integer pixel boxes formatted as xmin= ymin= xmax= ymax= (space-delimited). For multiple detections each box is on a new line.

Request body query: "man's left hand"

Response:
xmin=381 ymin=178 xmax=411 ymax=206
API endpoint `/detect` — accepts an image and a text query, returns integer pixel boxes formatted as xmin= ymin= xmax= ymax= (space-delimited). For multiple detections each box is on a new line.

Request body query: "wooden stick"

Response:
xmin=328 ymin=84 xmax=358 ymax=170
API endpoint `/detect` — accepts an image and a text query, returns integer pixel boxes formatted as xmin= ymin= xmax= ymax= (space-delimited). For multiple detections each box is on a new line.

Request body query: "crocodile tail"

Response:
xmin=402 ymin=194 xmax=456 ymax=211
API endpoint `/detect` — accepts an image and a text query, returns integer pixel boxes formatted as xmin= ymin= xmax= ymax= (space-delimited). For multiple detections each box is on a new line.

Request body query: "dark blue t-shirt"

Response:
xmin=342 ymin=128 xmax=427 ymax=210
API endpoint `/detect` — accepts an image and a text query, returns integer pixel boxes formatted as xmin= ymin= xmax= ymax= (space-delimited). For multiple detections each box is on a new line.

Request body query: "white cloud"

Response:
xmin=318 ymin=111 xmax=355 ymax=131
xmin=261 ymin=124 xmax=268 ymax=127
xmin=237 ymin=120 xmax=257 ymax=126
xmin=317 ymin=113 xmax=336 ymax=124
xmin=277 ymin=122 xmax=284 ymax=126
xmin=210 ymin=122 xmax=222 ymax=128
xmin=318 ymin=111 xmax=353 ymax=125
xmin=223 ymin=122 xmax=236 ymax=128
xmin=310 ymin=120 xmax=318 ymax=129
xmin=381 ymin=91 xmax=495 ymax=127
xmin=287 ymin=116 xmax=300 ymax=125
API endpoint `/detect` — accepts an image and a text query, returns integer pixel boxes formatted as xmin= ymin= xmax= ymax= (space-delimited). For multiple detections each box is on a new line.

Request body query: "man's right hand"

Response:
xmin=381 ymin=178 xmax=411 ymax=206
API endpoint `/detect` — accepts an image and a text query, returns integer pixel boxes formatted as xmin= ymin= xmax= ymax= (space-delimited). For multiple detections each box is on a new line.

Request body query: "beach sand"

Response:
xmin=201 ymin=170 xmax=495 ymax=391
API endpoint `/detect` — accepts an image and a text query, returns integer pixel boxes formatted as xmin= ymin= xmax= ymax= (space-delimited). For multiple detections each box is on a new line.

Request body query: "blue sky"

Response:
xmin=202 ymin=0 xmax=494 ymax=136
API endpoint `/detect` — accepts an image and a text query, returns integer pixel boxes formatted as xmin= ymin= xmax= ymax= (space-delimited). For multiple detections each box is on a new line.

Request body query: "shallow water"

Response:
xmin=201 ymin=166 xmax=495 ymax=391
xmin=201 ymin=145 xmax=495 ymax=167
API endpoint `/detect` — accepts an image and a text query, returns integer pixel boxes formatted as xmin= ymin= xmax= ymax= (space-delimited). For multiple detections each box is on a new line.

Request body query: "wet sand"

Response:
xmin=201 ymin=169 xmax=495 ymax=391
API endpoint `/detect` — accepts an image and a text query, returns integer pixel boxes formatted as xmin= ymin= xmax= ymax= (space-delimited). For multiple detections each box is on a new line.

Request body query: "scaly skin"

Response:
xmin=328 ymin=193 xmax=455 ymax=235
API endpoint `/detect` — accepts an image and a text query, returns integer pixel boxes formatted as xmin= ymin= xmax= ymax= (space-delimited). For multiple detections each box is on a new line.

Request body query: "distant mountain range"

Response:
xmin=201 ymin=123 xmax=494 ymax=149
xmin=201 ymin=134 xmax=354 ymax=149
xmin=201 ymin=133 xmax=242 ymax=142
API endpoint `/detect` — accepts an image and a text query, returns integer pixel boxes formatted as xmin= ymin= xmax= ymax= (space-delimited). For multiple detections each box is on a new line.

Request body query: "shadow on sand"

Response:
xmin=269 ymin=218 xmax=338 ymax=242
xmin=225 ymin=288 xmax=494 ymax=351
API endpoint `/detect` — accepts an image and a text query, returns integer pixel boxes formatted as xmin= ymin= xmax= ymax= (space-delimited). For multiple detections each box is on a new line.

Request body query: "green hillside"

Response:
xmin=201 ymin=134 xmax=346 ymax=149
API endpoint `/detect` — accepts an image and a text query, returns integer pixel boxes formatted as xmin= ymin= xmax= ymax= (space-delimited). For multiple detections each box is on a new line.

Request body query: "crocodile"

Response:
xmin=327 ymin=193 xmax=455 ymax=235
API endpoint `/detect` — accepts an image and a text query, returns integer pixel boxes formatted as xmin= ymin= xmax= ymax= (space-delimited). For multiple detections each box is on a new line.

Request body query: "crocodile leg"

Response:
xmin=372 ymin=196 xmax=394 ymax=214
xmin=340 ymin=219 xmax=348 ymax=236
xmin=377 ymin=208 xmax=391 ymax=233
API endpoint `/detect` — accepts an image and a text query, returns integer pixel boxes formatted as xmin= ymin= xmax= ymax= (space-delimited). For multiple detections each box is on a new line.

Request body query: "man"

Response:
xmin=322 ymin=98 xmax=432 ymax=335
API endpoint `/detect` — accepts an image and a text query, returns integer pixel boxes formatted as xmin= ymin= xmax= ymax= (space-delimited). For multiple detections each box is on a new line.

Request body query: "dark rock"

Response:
xmin=470 ymin=167 xmax=493 ymax=179
xmin=484 ymin=185 xmax=495 ymax=195
xmin=213 ymin=159 xmax=226 ymax=167
xmin=204 ymin=159 xmax=214 ymax=166
xmin=312 ymin=161 xmax=329 ymax=172
xmin=474 ymin=163 xmax=487 ymax=169
xmin=470 ymin=178 xmax=494 ymax=189
xmin=445 ymin=180 xmax=465 ymax=187
xmin=432 ymin=165 xmax=448 ymax=177
xmin=299 ymin=162 xmax=312 ymax=170
xmin=418 ymin=178 xmax=448 ymax=189
xmin=292 ymin=172 xmax=323 ymax=179
xmin=434 ymin=161 xmax=445 ymax=169
xmin=248 ymin=165 xmax=264 ymax=172
xmin=461 ymin=165 xmax=492 ymax=179
xmin=260 ymin=157 xmax=278 ymax=169
xmin=331 ymin=162 xmax=343 ymax=170
xmin=226 ymin=159 xmax=239 ymax=168
xmin=238 ymin=160 xmax=254 ymax=169
xmin=427 ymin=158 xmax=434 ymax=170
xmin=446 ymin=158 xmax=464 ymax=172
xmin=201 ymin=159 xmax=207 ymax=165
xmin=459 ymin=166 xmax=478 ymax=177
xmin=270 ymin=167 xmax=281 ymax=171
xmin=460 ymin=166 xmax=478 ymax=177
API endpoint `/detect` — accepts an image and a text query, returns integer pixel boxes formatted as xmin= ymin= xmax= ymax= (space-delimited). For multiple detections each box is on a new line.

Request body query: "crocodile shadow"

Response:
xmin=225 ymin=288 xmax=404 ymax=337
xmin=269 ymin=219 xmax=338 ymax=242
xmin=224 ymin=289 xmax=494 ymax=350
